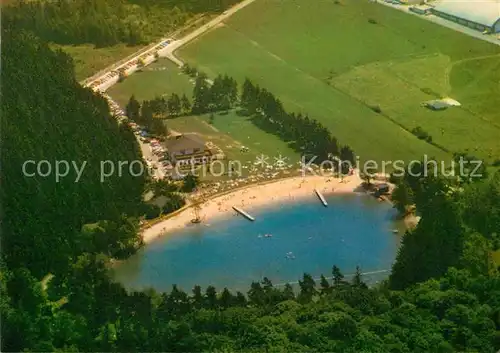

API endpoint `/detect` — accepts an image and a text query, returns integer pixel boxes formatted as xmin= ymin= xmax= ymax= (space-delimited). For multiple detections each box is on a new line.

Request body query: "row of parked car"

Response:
xmin=88 ymin=40 xmax=171 ymax=90
xmin=147 ymin=139 xmax=174 ymax=180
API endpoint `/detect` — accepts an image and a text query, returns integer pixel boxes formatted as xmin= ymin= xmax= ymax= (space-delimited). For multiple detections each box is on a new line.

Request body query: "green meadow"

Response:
xmin=108 ymin=59 xmax=301 ymax=164
xmin=56 ymin=43 xmax=145 ymax=81
xmin=167 ymin=111 xmax=301 ymax=167
xmin=175 ymin=0 xmax=500 ymax=163
xmin=107 ymin=59 xmax=195 ymax=107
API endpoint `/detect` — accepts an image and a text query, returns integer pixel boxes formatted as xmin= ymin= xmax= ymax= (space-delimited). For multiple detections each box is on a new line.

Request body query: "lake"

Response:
xmin=112 ymin=193 xmax=402 ymax=293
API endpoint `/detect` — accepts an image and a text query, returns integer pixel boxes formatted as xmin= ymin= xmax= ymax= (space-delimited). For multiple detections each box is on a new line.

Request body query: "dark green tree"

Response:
xmin=192 ymin=73 xmax=210 ymax=114
xmin=219 ymin=288 xmax=234 ymax=308
xmin=125 ymin=95 xmax=141 ymax=121
xmin=167 ymin=93 xmax=181 ymax=117
xmin=332 ymin=265 xmax=345 ymax=286
xmin=182 ymin=173 xmax=199 ymax=192
xmin=192 ymin=285 xmax=204 ymax=309
xmin=351 ymin=266 xmax=367 ymax=288
xmin=392 ymin=181 xmax=414 ymax=214
xmin=390 ymin=180 xmax=466 ymax=290
xmin=320 ymin=275 xmax=331 ymax=295
xmin=247 ymin=282 xmax=265 ymax=307
xmin=281 ymin=284 xmax=295 ymax=301
xmin=205 ymin=286 xmax=218 ymax=309
xmin=298 ymin=273 xmax=316 ymax=303
xmin=181 ymin=94 xmax=191 ymax=115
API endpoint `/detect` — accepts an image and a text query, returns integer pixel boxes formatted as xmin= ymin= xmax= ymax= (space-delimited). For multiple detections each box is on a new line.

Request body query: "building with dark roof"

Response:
xmin=165 ymin=133 xmax=212 ymax=166
xmin=431 ymin=0 xmax=500 ymax=33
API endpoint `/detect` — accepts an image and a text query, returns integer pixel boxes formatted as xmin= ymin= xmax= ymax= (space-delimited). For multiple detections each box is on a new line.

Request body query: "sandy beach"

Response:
xmin=142 ymin=173 xmax=363 ymax=244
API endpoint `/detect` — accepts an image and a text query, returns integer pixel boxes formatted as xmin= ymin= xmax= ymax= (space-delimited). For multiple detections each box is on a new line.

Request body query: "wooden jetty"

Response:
xmin=314 ymin=189 xmax=328 ymax=207
xmin=232 ymin=206 xmax=255 ymax=221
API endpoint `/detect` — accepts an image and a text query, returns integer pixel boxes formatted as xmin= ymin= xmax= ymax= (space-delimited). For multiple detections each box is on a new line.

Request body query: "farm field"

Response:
xmin=177 ymin=0 xmax=500 ymax=163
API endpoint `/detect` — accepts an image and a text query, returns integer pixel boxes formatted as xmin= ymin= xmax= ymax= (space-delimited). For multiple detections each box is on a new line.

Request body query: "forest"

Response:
xmin=3 ymin=0 xmax=242 ymax=47
xmin=2 ymin=22 xmax=500 ymax=353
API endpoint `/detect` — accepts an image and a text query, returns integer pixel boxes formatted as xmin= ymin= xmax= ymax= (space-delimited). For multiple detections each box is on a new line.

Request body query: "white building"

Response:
xmin=431 ymin=0 xmax=500 ymax=33
xmin=410 ymin=4 xmax=432 ymax=14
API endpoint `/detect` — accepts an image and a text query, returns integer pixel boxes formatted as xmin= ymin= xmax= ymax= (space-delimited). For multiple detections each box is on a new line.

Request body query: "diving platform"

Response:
xmin=232 ymin=206 xmax=255 ymax=221
xmin=315 ymin=189 xmax=328 ymax=207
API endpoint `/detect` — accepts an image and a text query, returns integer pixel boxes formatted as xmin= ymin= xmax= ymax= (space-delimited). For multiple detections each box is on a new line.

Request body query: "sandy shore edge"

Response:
xmin=142 ymin=174 xmax=364 ymax=244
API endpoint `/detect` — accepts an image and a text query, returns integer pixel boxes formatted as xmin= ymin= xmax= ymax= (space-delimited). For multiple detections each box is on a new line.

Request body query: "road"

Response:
xmin=83 ymin=0 xmax=256 ymax=89
xmin=162 ymin=0 xmax=257 ymax=66
xmin=80 ymin=40 xmax=166 ymax=86
xmin=81 ymin=0 xmax=256 ymax=178
xmin=138 ymin=137 xmax=166 ymax=180
xmin=377 ymin=1 xmax=500 ymax=47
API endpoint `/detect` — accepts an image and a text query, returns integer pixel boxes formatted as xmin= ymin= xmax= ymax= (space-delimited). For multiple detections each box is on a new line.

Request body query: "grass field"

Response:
xmin=165 ymin=111 xmax=301 ymax=181
xmin=176 ymin=0 xmax=500 ymax=164
xmin=108 ymin=59 xmax=195 ymax=107
xmin=493 ymin=250 xmax=500 ymax=267
xmin=54 ymin=44 xmax=145 ymax=81
xmin=168 ymin=111 xmax=301 ymax=169
xmin=108 ymin=58 xmax=301 ymax=171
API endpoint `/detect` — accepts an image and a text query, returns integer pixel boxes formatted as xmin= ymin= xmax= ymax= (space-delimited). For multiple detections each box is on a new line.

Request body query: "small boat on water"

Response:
xmin=264 ymin=234 xmax=273 ymax=238
xmin=285 ymin=251 xmax=295 ymax=259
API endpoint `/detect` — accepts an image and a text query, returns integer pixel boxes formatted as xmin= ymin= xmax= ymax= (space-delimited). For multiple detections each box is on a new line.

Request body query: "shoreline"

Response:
xmin=141 ymin=174 xmax=364 ymax=244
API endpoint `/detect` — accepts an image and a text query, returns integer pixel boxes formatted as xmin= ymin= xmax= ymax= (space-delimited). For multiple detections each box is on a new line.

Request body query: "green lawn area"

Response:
xmin=165 ymin=111 xmax=301 ymax=181
xmin=167 ymin=111 xmax=301 ymax=168
xmin=332 ymin=55 xmax=500 ymax=161
xmin=108 ymin=58 xmax=301 ymax=179
xmin=493 ymin=250 xmax=500 ymax=267
xmin=176 ymin=0 xmax=500 ymax=164
xmin=54 ymin=44 xmax=145 ymax=81
xmin=108 ymin=59 xmax=300 ymax=168
xmin=108 ymin=59 xmax=195 ymax=107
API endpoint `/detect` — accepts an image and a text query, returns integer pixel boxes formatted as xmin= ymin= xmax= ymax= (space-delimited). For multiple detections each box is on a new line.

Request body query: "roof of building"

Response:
xmin=165 ymin=133 xmax=206 ymax=152
xmin=424 ymin=100 xmax=449 ymax=110
xmin=433 ymin=0 xmax=500 ymax=27
xmin=441 ymin=97 xmax=461 ymax=106
xmin=147 ymin=195 xmax=169 ymax=208
xmin=169 ymin=130 xmax=183 ymax=138
xmin=413 ymin=4 xmax=433 ymax=10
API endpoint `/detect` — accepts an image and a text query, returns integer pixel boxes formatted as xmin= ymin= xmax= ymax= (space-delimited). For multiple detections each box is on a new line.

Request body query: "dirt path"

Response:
xmin=444 ymin=53 xmax=500 ymax=92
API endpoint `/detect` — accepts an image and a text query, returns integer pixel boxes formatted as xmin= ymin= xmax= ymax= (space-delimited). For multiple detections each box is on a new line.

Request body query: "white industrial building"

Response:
xmin=431 ymin=0 xmax=500 ymax=33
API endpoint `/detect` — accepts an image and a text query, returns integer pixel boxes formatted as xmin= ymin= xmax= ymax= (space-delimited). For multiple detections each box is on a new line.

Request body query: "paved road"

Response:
xmin=162 ymin=0 xmax=257 ymax=66
xmin=82 ymin=0 xmax=256 ymax=176
xmin=377 ymin=1 xmax=500 ymax=47
xmin=83 ymin=0 xmax=256 ymax=89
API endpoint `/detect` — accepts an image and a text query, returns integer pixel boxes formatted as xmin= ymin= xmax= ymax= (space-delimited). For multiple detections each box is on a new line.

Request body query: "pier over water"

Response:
xmin=232 ymin=206 xmax=255 ymax=221
xmin=113 ymin=193 xmax=401 ymax=292
xmin=315 ymin=189 xmax=328 ymax=207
